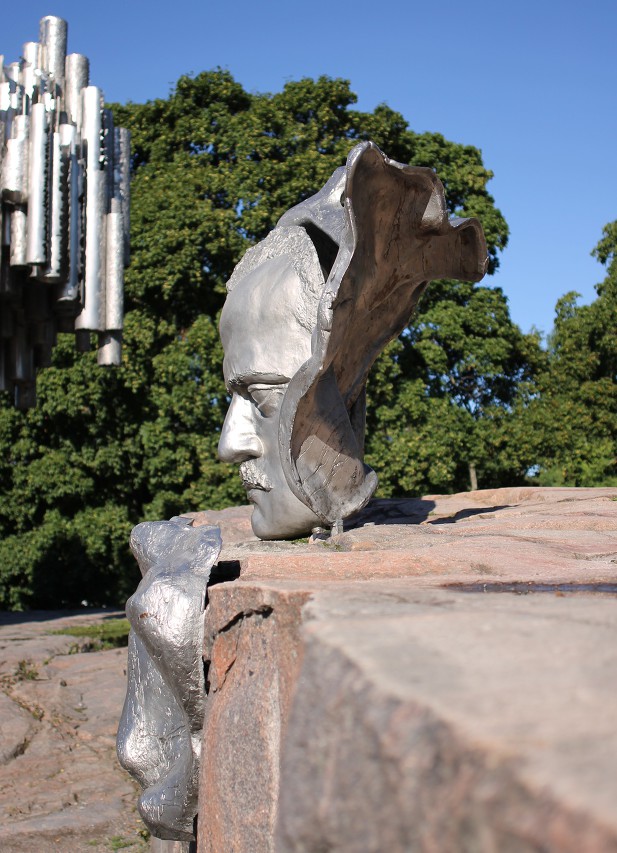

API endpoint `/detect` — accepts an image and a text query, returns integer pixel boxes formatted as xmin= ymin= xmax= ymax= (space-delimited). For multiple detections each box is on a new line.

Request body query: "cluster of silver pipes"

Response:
xmin=0 ymin=16 xmax=130 ymax=408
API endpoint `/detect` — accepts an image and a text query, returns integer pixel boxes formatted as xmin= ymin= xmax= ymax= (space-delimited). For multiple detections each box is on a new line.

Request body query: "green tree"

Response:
xmin=518 ymin=223 xmax=617 ymax=486
xmin=0 ymin=71 xmax=514 ymax=609
xmin=364 ymin=281 xmax=543 ymax=495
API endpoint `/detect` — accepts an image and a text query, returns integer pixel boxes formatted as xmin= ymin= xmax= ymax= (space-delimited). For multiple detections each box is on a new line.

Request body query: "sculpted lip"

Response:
xmin=242 ymin=480 xmax=268 ymax=492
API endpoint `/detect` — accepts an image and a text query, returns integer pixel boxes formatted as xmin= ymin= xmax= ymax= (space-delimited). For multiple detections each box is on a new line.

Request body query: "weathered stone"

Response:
xmin=212 ymin=487 xmax=617 ymax=585
xmin=198 ymin=585 xmax=309 ymax=853
xmin=0 ymin=610 xmax=147 ymax=852
xmin=197 ymin=487 xmax=617 ymax=853
xmin=182 ymin=505 xmax=257 ymax=546
xmin=0 ymin=691 xmax=34 ymax=765
xmin=276 ymin=590 xmax=617 ymax=853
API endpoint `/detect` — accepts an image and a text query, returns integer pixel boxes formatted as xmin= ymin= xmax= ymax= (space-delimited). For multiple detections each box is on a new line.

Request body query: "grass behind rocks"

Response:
xmin=51 ymin=617 xmax=131 ymax=650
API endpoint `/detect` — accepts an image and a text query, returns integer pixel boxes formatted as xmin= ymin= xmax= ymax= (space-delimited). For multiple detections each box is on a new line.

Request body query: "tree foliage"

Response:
xmin=512 ymin=223 xmax=617 ymax=487
xmin=364 ymin=279 xmax=544 ymax=495
xmin=0 ymin=70 xmax=611 ymax=610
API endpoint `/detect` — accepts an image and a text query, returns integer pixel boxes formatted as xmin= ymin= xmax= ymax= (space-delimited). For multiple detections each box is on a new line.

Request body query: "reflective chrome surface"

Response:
xmin=0 ymin=16 xmax=130 ymax=407
xmin=117 ymin=518 xmax=221 ymax=842
xmin=219 ymin=142 xmax=488 ymax=538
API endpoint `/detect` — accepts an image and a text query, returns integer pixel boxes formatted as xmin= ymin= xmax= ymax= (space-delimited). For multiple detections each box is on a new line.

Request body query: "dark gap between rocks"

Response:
xmin=443 ymin=581 xmax=617 ymax=595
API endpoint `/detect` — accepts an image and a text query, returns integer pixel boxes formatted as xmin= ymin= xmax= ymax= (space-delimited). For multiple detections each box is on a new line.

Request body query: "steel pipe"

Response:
xmin=115 ymin=127 xmax=131 ymax=264
xmin=42 ymin=128 xmax=69 ymax=281
xmin=64 ymin=53 xmax=89 ymax=126
xmin=10 ymin=206 xmax=28 ymax=266
xmin=21 ymin=42 xmax=40 ymax=110
xmin=26 ymin=102 xmax=49 ymax=265
xmin=1 ymin=114 xmax=29 ymax=203
xmin=39 ymin=16 xmax=67 ymax=88
xmin=55 ymin=123 xmax=80 ymax=304
xmin=75 ymin=85 xmax=105 ymax=332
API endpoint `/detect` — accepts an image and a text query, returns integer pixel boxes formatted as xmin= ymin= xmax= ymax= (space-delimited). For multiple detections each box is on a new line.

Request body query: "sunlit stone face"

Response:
xmin=218 ymin=252 xmax=323 ymax=539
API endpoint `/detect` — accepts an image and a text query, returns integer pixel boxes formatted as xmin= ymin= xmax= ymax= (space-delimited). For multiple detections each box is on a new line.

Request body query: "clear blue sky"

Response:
xmin=4 ymin=1 xmax=615 ymax=337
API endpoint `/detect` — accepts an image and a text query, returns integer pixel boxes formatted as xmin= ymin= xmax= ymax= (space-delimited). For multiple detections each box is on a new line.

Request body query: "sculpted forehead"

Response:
xmin=220 ymin=254 xmax=314 ymax=384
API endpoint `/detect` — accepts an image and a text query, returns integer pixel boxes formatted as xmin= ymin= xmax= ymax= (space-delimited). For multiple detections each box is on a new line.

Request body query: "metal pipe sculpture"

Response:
xmin=0 ymin=16 xmax=130 ymax=408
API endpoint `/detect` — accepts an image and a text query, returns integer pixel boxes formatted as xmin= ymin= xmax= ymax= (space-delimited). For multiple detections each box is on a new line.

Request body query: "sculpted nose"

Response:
xmin=218 ymin=394 xmax=263 ymax=463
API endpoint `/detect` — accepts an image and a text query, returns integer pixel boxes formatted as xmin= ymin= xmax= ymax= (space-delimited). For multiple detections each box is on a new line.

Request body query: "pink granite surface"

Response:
xmin=196 ymin=488 xmax=617 ymax=853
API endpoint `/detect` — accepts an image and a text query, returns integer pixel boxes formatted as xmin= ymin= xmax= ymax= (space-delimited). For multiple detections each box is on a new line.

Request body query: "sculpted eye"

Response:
xmin=248 ymin=384 xmax=287 ymax=418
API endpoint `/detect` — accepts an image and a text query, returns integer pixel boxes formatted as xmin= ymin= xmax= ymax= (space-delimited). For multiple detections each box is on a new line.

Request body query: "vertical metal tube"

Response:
xmin=39 ymin=16 xmax=67 ymax=90
xmin=5 ymin=62 xmax=23 ymax=115
xmin=98 ymin=203 xmax=124 ymax=365
xmin=0 ymin=82 xmax=11 ymax=114
xmin=0 ymin=214 xmax=15 ymax=298
xmin=64 ymin=53 xmax=89 ymax=127
xmin=10 ymin=206 xmax=28 ymax=266
xmin=1 ymin=113 xmax=29 ymax=203
xmin=1 ymin=210 xmax=9 ymax=245
xmin=11 ymin=322 xmax=33 ymax=382
xmin=75 ymin=85 xmax=105 ymax=331
xmin=25 ymin=280 xmax=48 ymax=322
xmin=75 ymin=329 xmax=91 ymax=351
xmin=0 ymin=234 xmax=6 ymax=296
xmin=103 ymin=108 xmax=115 ymax=200
xmin=97 ymin=331 xmax=122 ymax=365
xmin=96 ymin=108 xmax=115 ymax=350
xmin=0 ymin=341 xmax=8 ymax=392
xmin=55 ymin=123 xmax=79 ymax=304
xmin=115 ymin=127 xmax=131 ymax=265
xmin=1 ymin=70 xmax=12 ymax=159
xmin=104 ymin=204 xmax=124 ymax=331
xmin=43 ymin=128 xmax=69 ymax=281
xmin=15 ymin=383 xmax=37 ymax=409
xmin=26 ymin=102 xmax=49 ymax=265
xmin=4 ymin=62 xmax=20 ymax=83
xmin=2 ymin=208 xmax=10 ymax=245
xmin=1 ymin=270 xmax=20 ymax=299
xmin=0 ymin=305 xmax=14 ymax=338
xmin=25 ymin=280 xmax=55 ymax=370
xmin=34 ymin=322 xmax=56 ymax=368
xmin=21 ymin=41 xmax=40 ymax=111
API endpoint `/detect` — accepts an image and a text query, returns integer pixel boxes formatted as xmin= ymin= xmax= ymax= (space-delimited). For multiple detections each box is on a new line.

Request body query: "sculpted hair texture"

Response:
xmin=226 ymin=226 xmax=324 ymax=333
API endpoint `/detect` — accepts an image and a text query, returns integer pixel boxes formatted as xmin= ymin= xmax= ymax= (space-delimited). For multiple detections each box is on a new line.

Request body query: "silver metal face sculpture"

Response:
xmin=219 ymin=226 xmax=325 ymax=538
xmin=219 ymin=142 xmax=488 ymax=540
xmin=117 ymin=518 xmax=221 ymax=843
